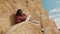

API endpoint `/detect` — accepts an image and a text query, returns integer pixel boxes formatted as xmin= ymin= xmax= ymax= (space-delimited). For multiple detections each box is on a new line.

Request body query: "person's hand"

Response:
xmin=25 ymin=15 xmax=31 ymax=22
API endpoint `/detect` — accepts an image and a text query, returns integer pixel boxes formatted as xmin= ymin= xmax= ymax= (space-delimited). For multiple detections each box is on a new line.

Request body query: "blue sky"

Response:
xmin=41 ymin=0 xmax=60 ymax=29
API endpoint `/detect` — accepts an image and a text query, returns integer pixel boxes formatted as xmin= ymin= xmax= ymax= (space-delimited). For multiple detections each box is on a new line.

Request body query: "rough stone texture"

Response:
xmin=6 ymin=22 xmax=42 ymax=34
xmin=0 ymin=0 xmax=57 ymax=34
xmin=40 ymin=9 xmax=57 ymax=34
xmin=58 ymin=31 xmax=60 ymax=34
xmin=0 ymin=0 xmax=41 ymax=34
xmin=44 ymin=28 xmax=56 ymax=34
xmin=40 ymin=9 xmax=57 ymax=28
xmin=40 ymin=9 xmax=49 ymax=28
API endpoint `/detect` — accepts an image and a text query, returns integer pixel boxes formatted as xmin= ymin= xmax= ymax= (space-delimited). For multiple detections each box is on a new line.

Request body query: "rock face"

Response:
xmin=6 ymin=22 xmax=42 ymax=34
xmin=0 ymin=0 xmax=57 ymax=34
xmin=40 ymin=9 xmax=57 ymax=28
xmin=58 ymin=30 xmax=60 ymax=34
xmin=40 ymin=9 xmax=57 ymax=34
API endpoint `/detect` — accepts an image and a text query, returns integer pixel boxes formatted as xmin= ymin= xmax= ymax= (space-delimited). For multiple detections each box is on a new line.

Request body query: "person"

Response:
xmin=15 ymin=9 xmax=27 ymax=24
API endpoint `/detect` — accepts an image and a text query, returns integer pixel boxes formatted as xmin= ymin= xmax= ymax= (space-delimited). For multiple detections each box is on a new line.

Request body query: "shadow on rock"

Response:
xmin=9 ymin=14 xmax=16 ymax=26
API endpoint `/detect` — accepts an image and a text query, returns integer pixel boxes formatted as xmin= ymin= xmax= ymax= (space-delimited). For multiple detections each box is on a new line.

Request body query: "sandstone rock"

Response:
xmin=0 ymin=0 xmax=57 ymax=34
xmin=6 ymin=22 xmax=42 ymax=34
xmin=40 ymin=8 xmax=57 ymax=29
xmin=40 ymin=9 xmax=49 ymax=28
xmin=40 ymin=9 xmax=57 ymax=34
xmin=58 ymin=31 xmax=60 ymax=34
xmin=0 ymin=0 xmax=41 ymax=34
xmin=44 ymin=28 xmax=56 ymax=34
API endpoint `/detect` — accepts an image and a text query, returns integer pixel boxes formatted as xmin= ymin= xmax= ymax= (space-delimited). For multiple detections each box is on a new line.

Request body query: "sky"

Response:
xmin=41 ymin=0 xmax=60 ymax=29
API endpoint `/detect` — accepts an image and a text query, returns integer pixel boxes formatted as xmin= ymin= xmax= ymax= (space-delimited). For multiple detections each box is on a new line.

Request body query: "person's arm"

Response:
xmin=16 ymin=17 xmax=21 ymax=23
xmin=23 ymin=14 xmax=27 ymax=17
xmin=22 ymin=14 xmax=27 ymax=20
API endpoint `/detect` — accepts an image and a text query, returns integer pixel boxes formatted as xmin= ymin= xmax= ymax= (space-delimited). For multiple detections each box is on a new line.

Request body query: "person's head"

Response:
xmin=16 ymin=9 xmax=23 ymax=16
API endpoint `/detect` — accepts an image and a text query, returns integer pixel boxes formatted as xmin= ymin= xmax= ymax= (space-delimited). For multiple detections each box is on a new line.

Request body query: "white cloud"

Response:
xmin=56 ymin=0 xmax=59 ymax=3
xmin=49 ymin=8 xmax=60 ymax=29
xmin=56 ymin=1 xmax=60 ymax=4
xmin=50 ymin=14 xmax=60 ymax=17
xmin=56 ymin=0 xmax=60 ymax=6
xmin=54 ymin=18 xmax=60 ymax=21
xmin=55 ymin=21 xmax=60 ymax=29
xmin=50 ymin=8 xmax=60 ymax=13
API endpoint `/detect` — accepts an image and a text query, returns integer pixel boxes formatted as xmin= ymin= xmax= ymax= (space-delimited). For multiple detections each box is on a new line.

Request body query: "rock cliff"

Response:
xmin=0 ymin=0 xmax=57 ymax=34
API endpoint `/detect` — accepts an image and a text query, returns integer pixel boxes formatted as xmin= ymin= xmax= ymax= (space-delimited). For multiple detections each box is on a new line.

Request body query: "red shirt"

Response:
xmin=16 ymin=14 xmax=27 ymax=24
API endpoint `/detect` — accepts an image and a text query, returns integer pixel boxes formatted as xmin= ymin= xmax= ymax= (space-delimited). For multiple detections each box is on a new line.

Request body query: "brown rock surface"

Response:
xmin=6 ymin=22 xmax=42 ymax=34
xmin=40 ymin=9 xmax=57 ymax=34
xmin=0 ymin=0 xmax=57 ymax=34
xmin=0 ymin=0 xmax=41 ymax=34
xmin=40 ymin=9 xmax=57 ymax=28
xmin=58 ymin=31 xmax=60 ymax=34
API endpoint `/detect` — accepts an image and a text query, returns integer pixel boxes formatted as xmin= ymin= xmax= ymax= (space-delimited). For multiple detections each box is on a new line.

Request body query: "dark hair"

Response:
xmin=16 ymin=9 xmax=23 ymax=16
